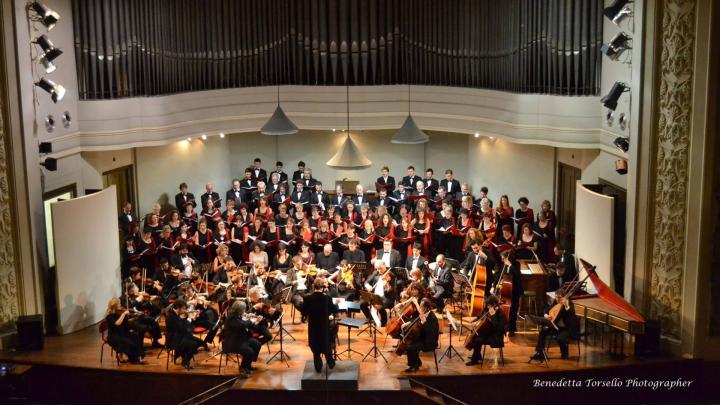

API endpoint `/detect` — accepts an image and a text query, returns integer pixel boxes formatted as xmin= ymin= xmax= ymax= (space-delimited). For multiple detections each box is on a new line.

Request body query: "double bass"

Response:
xmin=468 ymin=263 xmax=488 ymax=317
xmin=490 ymin=263 xmax=513 ymax=319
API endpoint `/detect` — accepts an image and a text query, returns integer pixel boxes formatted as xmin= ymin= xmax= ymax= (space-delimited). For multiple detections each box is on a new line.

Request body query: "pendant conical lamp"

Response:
xmin=261 ymin=87 xmax=298 ymax=135
xmin=326 ymin=85 xmax=372 ymax=168
xmin=391 ymin=85 xmax=429 ymax=144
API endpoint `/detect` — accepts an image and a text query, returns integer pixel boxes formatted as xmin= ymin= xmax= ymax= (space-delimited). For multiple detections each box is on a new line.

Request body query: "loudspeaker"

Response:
xmin=634 ymin=320 xmax=661 ymax=357
xmin=16 ymin=315 xmax=44 ymax=351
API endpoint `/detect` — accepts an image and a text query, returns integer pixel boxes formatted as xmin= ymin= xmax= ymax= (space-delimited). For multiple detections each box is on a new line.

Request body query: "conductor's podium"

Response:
xmin=301 ymin=360 xmax=360 ymax=391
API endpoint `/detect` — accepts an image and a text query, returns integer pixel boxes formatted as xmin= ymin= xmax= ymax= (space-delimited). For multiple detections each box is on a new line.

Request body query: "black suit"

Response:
xmin=342 ymin=249 xmax=365 ymax=264
xmin=440 ymin=179 xmax=461 ymax=195
xmin=402 ymin=175 xmax=423 ymax=189
xmin=174 ymin=192 xmax=196 ymax=211
xmin=300 ymin=291 xmax=338 ymax=372
xmin=301 ymin=178 xmax=317 ymax=190
xmin=558 ymin=253 xmax=577 ymax=282
xmin=459 ymin=250 xmax=485 ymax=280
xmin=269 ymin=170 xmax=289 ymax=184
xmin=375 ymin=176 xmax=396 ymax=193
xmin=310 ymin=192 xmax=331 ymax=209
xmin=352 ymin=194 xmax=373 ymax=208
xmin=226 ymin=188 xmax=244 ymax=206
xmin=291 ymin=190 xmax=310 ymax=205
xmin=118 ymin=212 xmax=138 ymax=233
xmin=222 ymin=315 xmax=261 ymax=369
xmin=165 ymin=309 xmax=203 ymax=365
xmin=316 ymin=252 xmax=340 ymax=271
xmin=375 ymin=197 xmax=395 ymax=215
xmin=170 ymin=253 xmax=198 ymax=275
xmin=423 ymin=178 xmax=439 ymax=194
xmin=251 ymin=168 xmax=267 ymax=183
xmin=292 ymin=170 xmax=304 ymax=185
xmin=201 ymin=191 xmax=222 ymax=210
xmin=535 ymin=301 xmax=580 ymax=358
xmin=469 ymin=309 xmax=506 ymax=362
xmin=374 ymin=249 xmax=402 ymax=269
xmin=432 ymin=261 xmax=453 ymax=304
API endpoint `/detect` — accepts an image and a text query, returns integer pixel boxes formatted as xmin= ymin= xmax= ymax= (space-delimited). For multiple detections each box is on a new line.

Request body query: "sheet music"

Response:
xmin=520 ymin=268 xmax=533 ymax=275
xmin=332 ymin=297 xmax=348 ymax=311
xmin=445 ymin=309 xmax=458 ymax=331
xmin=370 ymin=305 xmax=382 ymax=329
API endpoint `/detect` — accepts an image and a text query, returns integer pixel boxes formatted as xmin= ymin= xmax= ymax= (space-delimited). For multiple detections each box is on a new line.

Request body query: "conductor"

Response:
xmin=300 ymin=278 xmax=339 ymax=372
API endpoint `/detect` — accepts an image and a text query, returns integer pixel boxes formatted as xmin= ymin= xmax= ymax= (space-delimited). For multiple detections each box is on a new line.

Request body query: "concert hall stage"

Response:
xmin=0 ymin=306 xmax=712 ymax=404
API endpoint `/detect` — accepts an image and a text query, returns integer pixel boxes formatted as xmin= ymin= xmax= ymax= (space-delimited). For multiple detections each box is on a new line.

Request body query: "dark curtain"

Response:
xmin=72 ymin=0 xmax=603 ymax=100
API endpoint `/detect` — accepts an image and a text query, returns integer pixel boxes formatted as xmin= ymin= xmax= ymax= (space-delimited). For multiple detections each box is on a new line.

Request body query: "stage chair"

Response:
xmin=480 ymin=342 xmax=505 ymax=367
xmin=419 ymin=342 xmax=440 ymax=373
xmin=520 ymin=291 xmax=538 ymax=331
xmin=542 ymin=334 xmax=582 ymax=366
xmin=217 ymin=350 xmax=243 ymax=374
xmin=98 ymin=320 xmax=120 ymax=366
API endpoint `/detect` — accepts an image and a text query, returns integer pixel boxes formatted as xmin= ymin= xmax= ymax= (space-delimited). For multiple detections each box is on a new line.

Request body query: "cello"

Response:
xmin=386 ymin=297 xmax=419 ymax=338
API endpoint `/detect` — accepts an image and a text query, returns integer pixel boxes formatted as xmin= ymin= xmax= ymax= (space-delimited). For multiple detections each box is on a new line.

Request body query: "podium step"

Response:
xmin=300 ymin=360 xmax=359 ymax=391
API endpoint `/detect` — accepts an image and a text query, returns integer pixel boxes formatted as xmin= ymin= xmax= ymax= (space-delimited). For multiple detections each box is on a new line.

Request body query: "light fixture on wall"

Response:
xmin=615 ymin=159 xmax=628 ymax=175
xmin=29 ymin=2 xmax=61 ymax=31
xmin=601 ymin=32 xmax=632 ymax=61
xmin=45 ymin=115 xmax=55 ymax=132
xmin=219 ymin=132 xmax=225 ymax=138
xmin=606 ymin=110 xmax=615 ymax=126
xmin=35 ymin=77 xmax=65 ymax=103
xmin=201 ymin=134 xmax=207 ymax=140
xmin=326 ymin=85 xmax=372 ymax=169
xmin=474 ymin=132 xmax=480 ymax=138
xmin=618 ymin=113 xmax=628 ymax=131
xmin=34 ymin=35 xmax=63 ymax=73
xmin=613 ymin=136 xmax=630 ymax=153
xmin=62 ymin=111 xmax=71 ymax=127
xmin=603 ymin=0 xmax=633 ymax=26
xmin=391 ymin=85 xmax=429 ymax=144
xmin=600 ymin=82 xmax=629 ymax=111
xmin=260 ymin=87 xmax=298 ymax=136
xmin=39 ymin=141 xmax=56 ymax=171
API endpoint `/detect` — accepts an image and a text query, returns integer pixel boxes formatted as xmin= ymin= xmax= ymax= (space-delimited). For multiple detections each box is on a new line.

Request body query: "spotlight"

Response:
xmin=41 ymin=157 xmax=57 ymax=171
xmin=186 ymin=137 xmax=192 ymax=142
xmin=35 ymin=78 xmax=65 ymax=103
xmin=332 ymin=128 xmax=336 ymax=132
xmin=615 ymin=159 xmax=628 ymax=175
xmin=474 ymin=133 xmax=480 ymax=138
xmin=45 ymin=115 xmax=55 ymax=132
xmin=488 ymin=136 xmax=496 ymax=141
xmin=618 ymin=113 xmax=628 ymax=131
xmin=38 ymin=142 xmax=52 ymax=154
xmin=201 ymin=134 xmax=207 ymax=140
xmin=62 ymin=111 xmax=71 ymax=128
xmin=604 ymin=0 xmax=633 ymax=25
xmin=600 ymin=82 xmax=629 ymax=111
xmin=34 ymin=35 xmax=62 ymax=73
xmin=219 ymin=133 xmax=225 ymax=138
xmin=606 ymin=110 xmax=615 ymax=126
xmin=29 ymin=2 xmax=61 ymax=31
xmin=613 ymin=136 xmax=630 ymax=153
xmin=601 ymin=32 xmax=631 ymax=61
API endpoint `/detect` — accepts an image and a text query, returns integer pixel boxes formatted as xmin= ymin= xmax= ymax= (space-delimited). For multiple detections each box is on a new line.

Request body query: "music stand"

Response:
xmin=391 ymin=266 xmax=408 ymax=293
xmin=450 ymin=272 xmax=471 ymax=335
xmin=336 ymin=317 xmax=367 ymax=360
xmin=362 ymin=306 xmax=388 ymax=363
xmin=438 ymin=309 xmax=464 ymax=362
xmin=358 ymin=291 xmax=385 ymax=337
xmin=267 ymin=287 xmax=294 ymax=367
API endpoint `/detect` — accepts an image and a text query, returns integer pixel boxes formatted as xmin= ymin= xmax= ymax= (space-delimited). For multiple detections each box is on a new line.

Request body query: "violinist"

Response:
xmin=244 ymin=286 xmax=280 ymax=345
xmin=328 ymin=259 xmax=357 ymax=299
xmin=212 ymin=243 xmax=236 ymax=284
xmin=530 ymin=288 xmax=579 ymax=361
xmin=171 ymin=243 xmax=198 ymax=278
xmin=465 ymin=295 xmax=506 ymax=366
xmin=402 ymin=298 xmax=439 ymax=373
xmin=361 ymin=262 xmax=395 ymax=326
xmin=222 ymin=301 xmax=262 ymax=377
xmin=180 ymin=275 xmax=219 ymax=329
xmin=247 ymin=264 xmax=272 ymax=298
xmin=120 ymin=284 xmax=163 ymax=348
xmin=224 ymin=275 xmax=245 ymax=302
xmin=165 ymin=299 xmax=207 ymax=370
xmin=105 ymin=298 xmax=145 ymax=364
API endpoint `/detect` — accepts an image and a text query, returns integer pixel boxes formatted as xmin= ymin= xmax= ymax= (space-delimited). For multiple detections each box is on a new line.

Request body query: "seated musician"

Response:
xmin=120 ymin=284 xmax=163 ymax=348
xmin=399 ymin=270 xmax=426 ymax=301
xmin=247 ymin=264 xmax=272 ymax=298
xmin=221 ymin=275 xmax=246 ymax=309
xmin=465 ymin=295 xmax=506 ymax=366
xmin=328 ymin=259 xmax=358 ymax=300
xmin=171 ymin=243 xmax=198 ymax=278
xmin=105 ymin=298 xmax=145 ymax=364
xmin=165 ymin=300 xmax=207 ymax=370
xmin=360 ymin=261 xmax=395 ymax=326
xmin=430 ymin=254 xmax=453 ymax=312
xmin=403 ymin=298 xmax=439 ymax=373
xmin=530 ymin=288 xmax=580 ymax=361
xmin=152 ymin=258 xmax=175 ymax=295
xmin=179 ymin=276 xmax=219 ymax=330
xmin=316 ymin=243 xmax=340 ymax=272
xmin=212 ymin=243 xmax=236 ymax=284
xmin=244 ymin=286 xmax=281 ymax=344
xmin=222 ymin=301 xmax=262 ymax=378
xmin=342 ymin=239 xmax=365 ymax=264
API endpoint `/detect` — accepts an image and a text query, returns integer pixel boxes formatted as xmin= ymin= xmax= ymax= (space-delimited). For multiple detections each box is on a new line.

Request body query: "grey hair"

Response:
xmin=228 ymin=300 xmax=247 ymax=318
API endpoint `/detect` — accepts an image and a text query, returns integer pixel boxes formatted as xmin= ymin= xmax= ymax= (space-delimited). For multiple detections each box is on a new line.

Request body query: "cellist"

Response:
xmin=465 ymin=295 xmax=506 ymax=366
xmin=401 ymin=297 xmax=439 ymax=373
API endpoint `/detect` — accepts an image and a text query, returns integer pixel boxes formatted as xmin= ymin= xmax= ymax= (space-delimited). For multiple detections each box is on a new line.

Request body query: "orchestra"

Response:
xmin=114 ymin=161 xmax=582 ymax=375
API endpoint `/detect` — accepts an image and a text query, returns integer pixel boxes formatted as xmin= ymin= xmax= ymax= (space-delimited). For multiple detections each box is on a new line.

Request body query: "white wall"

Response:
xmin=467 ymin=137 xmax=556 ymax=213
xmin=133 ymin=130 xmax=469 ymax=214
xmin=557 ymin=149 xmax=629 ymax=189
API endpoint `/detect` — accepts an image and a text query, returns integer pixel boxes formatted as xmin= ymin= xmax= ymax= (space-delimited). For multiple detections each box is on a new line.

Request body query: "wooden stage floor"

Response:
xmin=0 ymin=304 xmax=652 ymax=391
